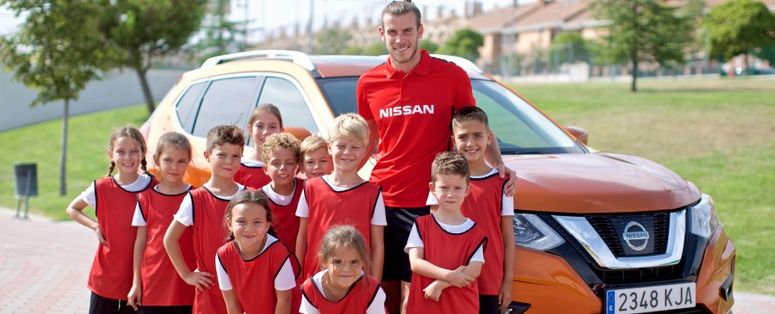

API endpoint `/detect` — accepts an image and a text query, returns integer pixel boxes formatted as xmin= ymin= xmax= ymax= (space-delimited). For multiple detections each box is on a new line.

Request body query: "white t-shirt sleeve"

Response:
xmin=295 ymin=191 xmax=309 ymax=218
xmin=274 ymin=258 xmax=296 ymax=291
xmin=299 ymin=293 xmax=320 ymax=314
xmin=365 ymin=287 xmax=387 ymax=314
xmin=502 ymin=193 xmax=514 ymax=216
xmin=173 ymin=193 xmax=194 ymax=226
xmin=469 ymin=242 xmax=485 ymax=264
xmin=131 ymin=202 xmax=147 ymax=226
xmin=80 ymin=182 xmax=97 ymax=207
xmin=370 ymin=192 xmax=387 ymax=226
xmin=216 ymin=254 xmax=233 ymax=291
xmin=403 ymin=224 xmax=423 ymax=253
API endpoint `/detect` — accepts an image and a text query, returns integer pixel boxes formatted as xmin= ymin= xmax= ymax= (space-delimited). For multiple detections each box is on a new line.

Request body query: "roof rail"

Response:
xmin=200 ymin=50 xmax=316 ymax=70
xmin=430 ymin=54 xmax=483 ymax=74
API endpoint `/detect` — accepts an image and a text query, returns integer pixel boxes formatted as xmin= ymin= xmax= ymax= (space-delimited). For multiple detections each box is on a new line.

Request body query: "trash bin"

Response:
xmin=14 ymin=163 xmax=37 ymax=219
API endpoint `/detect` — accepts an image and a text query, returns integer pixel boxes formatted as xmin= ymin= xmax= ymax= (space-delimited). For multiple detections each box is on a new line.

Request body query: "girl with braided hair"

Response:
xmin=66 ymin=125 xmax=155 ymax=313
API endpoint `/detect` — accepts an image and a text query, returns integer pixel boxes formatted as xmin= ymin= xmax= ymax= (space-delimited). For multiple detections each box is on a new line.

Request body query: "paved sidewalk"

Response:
xmin=0 ymin=208 xmax=93 ymax=313
xmin=0 ymin=207 xmax=774 ymax=313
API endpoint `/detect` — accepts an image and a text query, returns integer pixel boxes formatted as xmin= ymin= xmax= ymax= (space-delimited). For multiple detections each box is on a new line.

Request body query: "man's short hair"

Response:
xmin=382 ymin=0 xmax=422 ymax=27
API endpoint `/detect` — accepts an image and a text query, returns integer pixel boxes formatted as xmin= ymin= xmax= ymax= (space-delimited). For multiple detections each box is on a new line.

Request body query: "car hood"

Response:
xmin=506 ymin=153 xmax=700 ymax=214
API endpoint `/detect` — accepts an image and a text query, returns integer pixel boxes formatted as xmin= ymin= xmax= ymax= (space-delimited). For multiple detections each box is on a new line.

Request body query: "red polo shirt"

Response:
xmin=357 ymin=50 xmax=475 ymax=208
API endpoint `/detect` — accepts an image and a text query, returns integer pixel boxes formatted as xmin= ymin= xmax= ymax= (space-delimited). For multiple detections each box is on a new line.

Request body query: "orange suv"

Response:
xmin=141 ymin=50 xmax=735 ymax=314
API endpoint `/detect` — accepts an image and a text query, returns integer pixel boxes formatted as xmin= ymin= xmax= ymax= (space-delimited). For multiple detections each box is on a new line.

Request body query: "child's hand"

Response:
xmin=445 ymin=266 xmax=474 ymax=287
xmin=423 ymin=280 xmax=446 ymax=301
xmin=93 ymin=225 xmax=107 ymax=244
xmin=183 ymin=270 xmax=214 ymax=291
xmin=499 ymin=281 xmax=513 ymax=313
xmin=127 ymin=284 xmax=141 ymax=310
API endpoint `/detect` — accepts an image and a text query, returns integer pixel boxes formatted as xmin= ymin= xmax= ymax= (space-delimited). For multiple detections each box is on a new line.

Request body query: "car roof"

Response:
xmin=199 ymin=50 xmax=489 ymax=80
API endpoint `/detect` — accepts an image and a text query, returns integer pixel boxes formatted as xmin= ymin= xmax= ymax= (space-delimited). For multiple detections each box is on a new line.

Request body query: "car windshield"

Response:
xmin=316 ymin=77 xmax=585 ymax=155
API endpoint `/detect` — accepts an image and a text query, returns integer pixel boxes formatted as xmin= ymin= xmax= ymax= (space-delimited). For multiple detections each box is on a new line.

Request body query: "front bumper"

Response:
xmin=510 ymin=226 xmax=735 ymax=313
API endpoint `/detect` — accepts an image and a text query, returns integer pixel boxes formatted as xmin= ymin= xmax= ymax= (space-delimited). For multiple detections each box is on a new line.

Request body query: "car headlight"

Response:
xmin=690 ymin=194 xmax=721 ymax=238
xmin=513 ymin=213 xmax=564 ymax=251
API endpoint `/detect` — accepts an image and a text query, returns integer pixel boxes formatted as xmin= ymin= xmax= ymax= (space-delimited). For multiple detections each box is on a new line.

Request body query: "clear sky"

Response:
xmin=1 ymin=0 xmax=530 ymax=39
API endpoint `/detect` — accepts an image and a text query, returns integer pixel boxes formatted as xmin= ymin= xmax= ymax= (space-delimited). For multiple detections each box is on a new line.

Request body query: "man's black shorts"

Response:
xmin=382 ymin=206 xmax=430 ymax=282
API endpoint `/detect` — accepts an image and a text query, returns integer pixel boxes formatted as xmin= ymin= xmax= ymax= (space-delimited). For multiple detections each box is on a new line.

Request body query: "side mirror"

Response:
xmin=564 ymin=125 xmax=589 ymax=145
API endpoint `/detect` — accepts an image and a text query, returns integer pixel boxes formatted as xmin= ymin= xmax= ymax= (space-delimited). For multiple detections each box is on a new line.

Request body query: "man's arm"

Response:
xmin=485 ymin=127 xmax=517 ymax=196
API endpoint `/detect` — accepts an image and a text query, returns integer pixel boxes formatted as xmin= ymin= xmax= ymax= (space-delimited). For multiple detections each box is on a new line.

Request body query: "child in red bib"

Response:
xmin=66 ymin=126 xmax=154 ymax=313
xmin=260 ymin=132 xmax=304 ymax=313
xmin=300 ymin=225 xmax=386 ymax=314
xmin=127 ymin=132 xmax=195 ymax=313
xmin=296 ymin=114 xmax=386 ymax=281
xmin=299 ymin=135 xmax=332 ymax=180
xmin=405 ymin=152 xmax=487 ymax=314
xmin=215 ymin=190 xmax=295 ymax=313
xmin=164 ymin=125 xmax=246 ymax=314
xmin=234 ymin=104 xmax=283 ymax=189
xmin=452 ymin=107 xmax=515 ymax=313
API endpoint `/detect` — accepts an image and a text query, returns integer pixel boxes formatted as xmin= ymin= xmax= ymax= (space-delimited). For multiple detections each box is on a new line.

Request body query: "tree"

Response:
xmin=438 ymin=28 xmax=484 ymax=62
xmin=315 ymin=28 xmax=353 ymax=54
xmin=362 ymin=42 xmax=387 ymax=56
xmin=548 ymin=32 xmax=591 ymax=68
xmin=0 ymin=0 xmax=110 ymax=195
xmin=419 ymin=39 xmax=439 ymax=53
xmin=98 ymin=0 xmax=206 ymax=116
xmin=193 ymin=0 xmax=244 ymax=63
xmin=704 ymin=0 xmax=775 ymax=73
xmin=592 ymin=0 xmax=692 ymax=92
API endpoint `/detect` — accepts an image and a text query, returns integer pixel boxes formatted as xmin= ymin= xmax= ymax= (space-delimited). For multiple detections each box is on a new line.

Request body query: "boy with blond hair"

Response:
xmin=295 ymin=113 xmax=386 ymax=281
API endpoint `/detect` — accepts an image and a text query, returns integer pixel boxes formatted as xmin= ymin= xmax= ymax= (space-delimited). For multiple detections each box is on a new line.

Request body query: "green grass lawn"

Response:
xmin=515 ymin=77 xmax=775 ymax=294
xmin=1 ymin=76 xmax=773 ymax=294
xmin=0 ymin=105 xmax=148 ymax=220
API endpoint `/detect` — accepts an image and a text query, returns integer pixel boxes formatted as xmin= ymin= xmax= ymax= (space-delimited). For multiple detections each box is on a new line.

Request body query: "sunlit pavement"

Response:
xmin=0 ymin=207 xmax=772 ymax=313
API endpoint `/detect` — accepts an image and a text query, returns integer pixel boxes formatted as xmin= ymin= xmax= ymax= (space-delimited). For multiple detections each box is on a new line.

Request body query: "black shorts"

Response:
xmin=479 ymin=294 xmax=500 ymax=314
xmin=89 ymin=292 xmax=136 ymax=314
xmin=382 ymin=206 xmax=430 ymax=282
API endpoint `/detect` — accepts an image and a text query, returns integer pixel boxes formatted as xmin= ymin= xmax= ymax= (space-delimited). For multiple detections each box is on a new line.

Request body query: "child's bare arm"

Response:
xmin=274 ymin=289 xmax=292 ymax=314
xmin=65 ymin=197 xmax=105 ymax=243
xmin=407 ymin=247 xmax=474 ymax=287
xmin=370 ymin=225 xmax=384 ymax=281
xmin=164 ymin=221 xmax=213 ymax=290
xmin=295 ymin=218 xmax=308 ymax=269
xmin=222 ymin=290 xmax=243 ymax=314
xmin=128 ymin=226 xmax=147 ymax=309
xmin=500 ymin=216 xmax=516 ymax=310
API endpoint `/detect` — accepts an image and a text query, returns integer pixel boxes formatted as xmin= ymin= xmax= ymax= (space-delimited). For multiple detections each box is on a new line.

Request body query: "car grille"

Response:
xmin=587 ymin=212 xmax=670 ymax=257
xmin=596 ymin=259 xmax=685 ymax=284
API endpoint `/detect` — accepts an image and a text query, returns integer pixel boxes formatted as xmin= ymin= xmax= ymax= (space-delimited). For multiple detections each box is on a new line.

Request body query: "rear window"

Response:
xmin=258 ymin=77 xmax=319 ymax=134
xmin=175 ymin=82 xmax=206 ymax=132
xmin=191 ymin=76 xmax=260 ymax=137
xmin=316 ymin=77 xmax=358 ymax=115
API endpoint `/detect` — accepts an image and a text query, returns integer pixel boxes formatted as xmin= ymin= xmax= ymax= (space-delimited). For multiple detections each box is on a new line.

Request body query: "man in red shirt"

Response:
xmin=356 ymin=1 xmax=515 ymax=312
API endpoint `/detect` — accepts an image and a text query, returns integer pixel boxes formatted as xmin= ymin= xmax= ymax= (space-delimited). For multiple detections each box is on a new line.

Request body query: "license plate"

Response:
xmin=605 ymin=282 xmax=696 ymax=314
